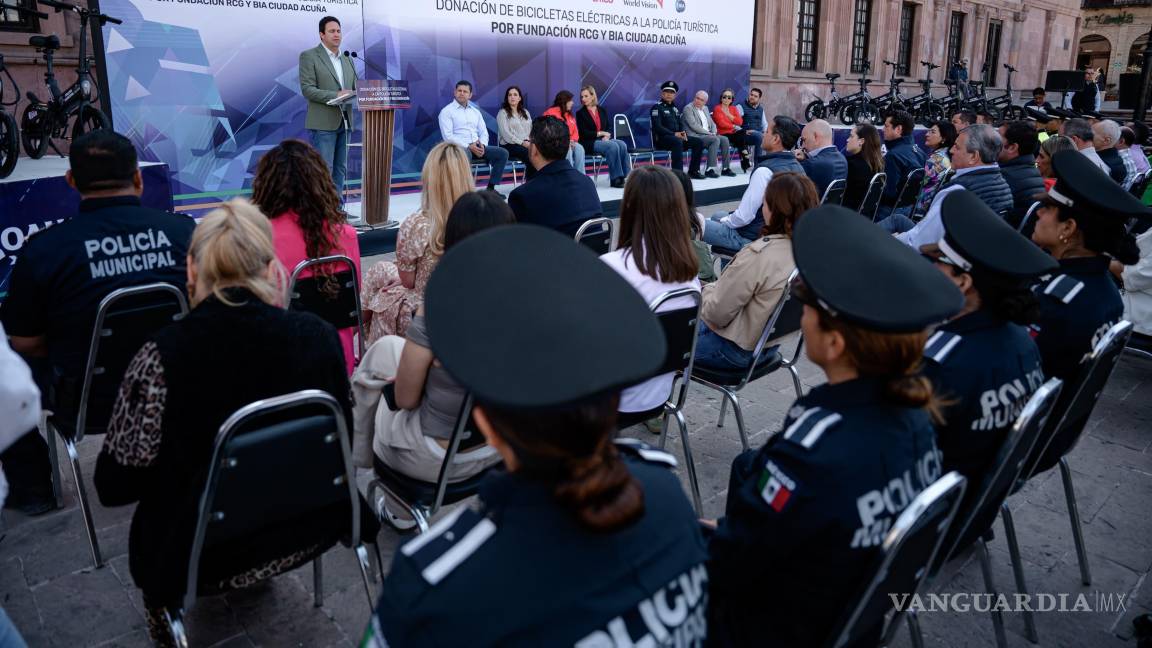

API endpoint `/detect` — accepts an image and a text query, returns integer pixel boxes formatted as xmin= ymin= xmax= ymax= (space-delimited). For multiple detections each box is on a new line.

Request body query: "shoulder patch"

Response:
xmin=399 ymin=506 xmax=496 ymax=586
xmin=615 ymin=437 xmax=678 ymax=468
xmin=1042 ymin=274 xmax=1085 ymax=305
xmin=780 ymin=407 xmax=842 ymax=449
xmin=651 ymin=108 xmax=660 ymax=116
xmin=924 ymin=330 xmax=963 ymax=364
xmin=758 ymin=459 xmax=797 ymax=512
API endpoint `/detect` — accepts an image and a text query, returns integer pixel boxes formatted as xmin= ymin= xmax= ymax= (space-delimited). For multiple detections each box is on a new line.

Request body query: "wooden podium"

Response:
xmin=357 ymin=80 xmax=410 ymax=225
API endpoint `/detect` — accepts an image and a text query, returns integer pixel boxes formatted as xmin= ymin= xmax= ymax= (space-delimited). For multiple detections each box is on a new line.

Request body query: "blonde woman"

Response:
xmin=362 ymin=142 xmax=474 ymax=344
xmin=576 ymin=85 xmax=631 ymax=187
xmin=94 ymin=199 xmax=355 ymax=645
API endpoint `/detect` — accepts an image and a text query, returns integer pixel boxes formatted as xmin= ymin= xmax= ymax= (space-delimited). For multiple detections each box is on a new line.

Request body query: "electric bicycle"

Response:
xmin=0 ymin=1 xmax=47 ymax=177
xmin=804 ymin=73 xmax=847 ymax=122
xmin=838 ymin=61 xmax=880 ymax=126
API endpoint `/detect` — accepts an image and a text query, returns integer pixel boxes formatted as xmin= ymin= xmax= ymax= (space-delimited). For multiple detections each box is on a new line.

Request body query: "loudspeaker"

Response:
xmin=1045 ymin=70 xmax=1084 ymax=93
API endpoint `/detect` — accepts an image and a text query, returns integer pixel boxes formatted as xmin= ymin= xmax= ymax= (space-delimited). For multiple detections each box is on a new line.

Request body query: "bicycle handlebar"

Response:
xmin=36 ymin=0 xmax=122 ymax=23
xmin=1004 ymin=64 xmax=1017 ymax=72
xmin=0 ymin=0 xmax=48 ymax=18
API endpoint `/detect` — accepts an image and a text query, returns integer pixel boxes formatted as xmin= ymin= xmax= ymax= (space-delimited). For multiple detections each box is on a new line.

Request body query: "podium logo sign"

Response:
xmin=358 ymin=80 xmax=411 ymax=110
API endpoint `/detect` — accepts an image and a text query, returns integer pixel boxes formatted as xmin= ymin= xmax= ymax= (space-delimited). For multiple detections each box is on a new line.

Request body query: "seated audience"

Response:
xmin=695 ymin=173 xmax=818 ymax=371
xmin=542 ymin=90 xmax=586 ymax=173
xmin=252 ymin=139 xmax=361 ymax=374
xmin=352 ymin=191 xmax=512 ymax=528
xmin=951 ymin=110 xmax=976 ymax=132
xmin=94 ymin=200 xmax=361 ymax=645
xmin=651 ymin=80 xmax=705 ymax=178
xmin=797 ymin=119 xmax=847 ymax=198
xmin=1061 ymin=117 xmax=1110 ymax=174
xmin=842 ymin=122 xmax=885 ymax=211
xmin=497 ymin=86 xmax=537 ymax=182
xmin=0 ymin=130 xmax=194 ymax=516
xmin=1023 ymin=87 xmax=1053 ymax=113
xmin=682 ymin=90 xmax=734 ymax=178
xmin=363 ymin=142 xmax=472 ymax=345
xmin=672 ymin=168 xmax=716 ymax=282
xmin=1118 ymin=127 xmax=1140 ymax=190
xmin=707 ymin=205 xmax=960 ymax=647
xmin=364 ymin=226 xmax=707 ymax=646
xmin=913 ymin=120 xmax=957 ymax=219
xmin=438 ymin=80 xmax=508 ymax=193
xmin=601 ymin=166 xmax=701 ymax=426
xmin=741 ymin=88 xmax=766 ymax=163
xmin=997 ymin=121 xmax=1046 ymax=228
xmin=1037 ymin=135 xmax=1077 ymax=192
xmin=1126 ymin=120 xmax=1150 ymax=175
xmin=1121 ymin=228 xmax=1152 ymax=349
xmin=703 ymin=115 xmax=804 ymax=250
xmin=576 ymin=85 xmax=631 ymax=188
xmin=1092 ymin=119 xmax=1128 ymax=184
xmin=875 ymin=110 xmax=927 ymax=223
xmin=509 ymin=116 xmax=603 ymax=236
xmin=713 ymin=88 xmax=751 ymax=171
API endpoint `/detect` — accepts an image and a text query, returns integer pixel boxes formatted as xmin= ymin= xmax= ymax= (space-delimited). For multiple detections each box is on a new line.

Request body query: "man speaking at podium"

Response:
xmin=299 ymin=16 xmax=356 ymax=200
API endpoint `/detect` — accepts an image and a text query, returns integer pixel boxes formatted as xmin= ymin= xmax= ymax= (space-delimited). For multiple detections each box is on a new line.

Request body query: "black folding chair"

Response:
xmin=1129 ymin=168 xmax=1150 ymax=200
xmin=825 ymin=472 xmax=967 ymax=648
xmin=165 ymin=390 xmax=376 ymax=647
xmin=859 ymin=172 xmax=887 ymax=221
xmin=1016 ymin=200 xmax=1042 ymax=234
xmin=46 ymin=282 xmax=189 ymax=569
xmin=895 ymin=167 xmax=926 ymax=210
xmin=574 ymin=217 xmax=616 ymax=255
xmin=612 ymin=113 xmax=656 ymax=167
xmin=821 ymin=178 xmax=847 ymax=205
xmin=286 ymin=255 xmax=365 ymax=360
xmin=690 ymin=269 xmax=804 ymax=450
xmin=369 ymin=392 xmax=500 ymax=533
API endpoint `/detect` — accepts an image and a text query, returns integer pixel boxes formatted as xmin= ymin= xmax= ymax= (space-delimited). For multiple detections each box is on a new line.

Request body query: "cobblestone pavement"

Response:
xmin=2 ymin=220 xmax=1149 ymax=647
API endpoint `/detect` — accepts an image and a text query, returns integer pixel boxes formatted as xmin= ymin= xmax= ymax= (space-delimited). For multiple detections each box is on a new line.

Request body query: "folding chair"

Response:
xmin=165 ymin=390 xmax=377 ymax=647
xmin=585 ymin=154 xmax=607 ymax=182
xmin=368 ymin=392 xmax=499 ymax=533
xmin=1016 ymin=201 xmax=1042 ymax=234
xmin=46 ymin=282 xmax=189 ymax=569
xmin=574 ymin=217 xmax=616 ymax=254
xmin=1125 ymin=330 xmax=1152 ymax=361
xmin=826 ymin=472 xmax=967 ymax=648
xmin=690 ymin=269 xmax=805 ymax=450
xmin=612 ymin=113 xmax=656 ymax=167
xmin=894 ymin=167 xmax=926 ymax=212
xmin=820 ymin=178 xmax=847 ymax=205
xmin=1129 ymin=168 xmax=1151 ymax=199
xmin=859 ymin=172 xmax=886 ymax=222
xmin=470 ymin=161 xmax=492 ymax=187
xmin=286 ymin=255 xmax=366 ymax=360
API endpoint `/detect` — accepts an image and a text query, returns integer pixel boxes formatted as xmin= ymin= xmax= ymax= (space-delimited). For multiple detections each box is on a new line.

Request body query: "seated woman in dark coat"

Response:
xmin=842 ymin=123 xmax=885 ymax=212
xmin=94 ymin=199 xmax=358 ymax=645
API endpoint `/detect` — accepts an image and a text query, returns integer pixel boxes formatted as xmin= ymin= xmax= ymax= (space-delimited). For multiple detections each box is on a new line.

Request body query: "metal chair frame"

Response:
xmin=167 ymin=390 xmax=377 ymax=648
xmin=689 ymin=269 xmax=805 ymax=451
xmin=46 ymin=282 xmax=189 ymax=569
xmin=286 ymin=255 xmax=366 ymax=360
xmin=574 ymin=217 xmax=617 ymax=254
xmin=859 ymin=172 xmax=887 ymax=222
xmin=894 ymin=167 xmax=927 ymax=209
xmin=1017 ymin=200 xmax=1042 ymax=234
xmin=612 ymin=113 xmax=657 ymax=167
xmin=820 ymin=178 xmax=847 ymax=205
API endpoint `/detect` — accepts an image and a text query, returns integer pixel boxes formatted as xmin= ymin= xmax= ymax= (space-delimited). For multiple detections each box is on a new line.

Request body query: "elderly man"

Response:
xmin=1061 ymin=117 xmax=1110 ymax=175
xmin=682 ymin=90 xmax=734 ymax=178
xmin=1092 ymin=120 xmax=1128 ymax=185
xmin=797 ymin=119 xmax=846 ymax=197
xmin=893 ymin=124 xmax=1013 ymax=247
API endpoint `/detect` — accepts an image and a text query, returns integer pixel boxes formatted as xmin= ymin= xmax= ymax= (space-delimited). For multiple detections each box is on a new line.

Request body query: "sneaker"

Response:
xmin=485 ymin=186 xmax=506 ymax=200
xmin=367 ymin=482 xmax=417 ymax=532
xmin=705 ymin=169 xmax=719 ymax=179
xmin=643 ymin=417 xmax=664 ymax=435
xmin=721 ymin=169 xmax=737 ymax=177
xmin=740 ymin=157 xmax=751 ymax=172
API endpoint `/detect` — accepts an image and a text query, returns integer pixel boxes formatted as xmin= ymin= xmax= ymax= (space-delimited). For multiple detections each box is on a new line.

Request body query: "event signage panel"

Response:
xmin=358 ymin=80 xmax=411 ymax=110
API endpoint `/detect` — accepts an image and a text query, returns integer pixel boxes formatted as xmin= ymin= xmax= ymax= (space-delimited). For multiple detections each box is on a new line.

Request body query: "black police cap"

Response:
xmin=1037 ymin=150 xmax=1152 ymax=223
xmin=661 ymin=81 xmax=679 ymax=93
xmin=1024 ymin=107 xmax=1051 ymax=124
xmin=424 ymin=225 xmax=666 ymax=410
xmin=938 ymin=191 xmax=1058 ymax=278
xmin=792 ymin=205 xmax=963 ymax=333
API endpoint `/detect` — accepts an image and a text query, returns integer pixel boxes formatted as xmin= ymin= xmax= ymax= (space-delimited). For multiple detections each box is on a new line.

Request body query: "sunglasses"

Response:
xmin=721 ymin=95 xmax=734 ymax=99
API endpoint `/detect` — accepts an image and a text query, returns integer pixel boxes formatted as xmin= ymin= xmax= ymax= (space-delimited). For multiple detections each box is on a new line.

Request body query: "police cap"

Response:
xmin=1024 ymin=107 xmax=1051 ymax=124
xmin=792 ymin=205 xmax=963 ymax=333
xmin=660 ymin=81 xmax=679 ymax=94
xmin=936 ymin=190 xmax=1058 ymax=278
xmin=424 ymin=225 xmax=666 ymax=410
xmin=1035 ymin=150 xmax=1152 ymax=224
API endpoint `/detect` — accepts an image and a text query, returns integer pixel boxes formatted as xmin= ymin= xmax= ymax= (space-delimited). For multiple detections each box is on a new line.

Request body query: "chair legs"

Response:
xmin=905 ymin=608 xmax=925 ymax=648
xmin=1001 ymin=504 xmax=1039 ymax=643
xmin=165 ymin=609 xmax=189 ymax=648
xmin=672 ymin=409 xmax=702 ymax=514
xmin=46 ymin=420 xmax=64 ymax=509
xmin=65 ymin=437 xmax=104 ymax=568
xmin=355 ymin=545 xmax=376 ymax=607
xmin=1059 ymin=458 xmax=1092 ymax=586
xmin=312 ymin=557 xmax=324 ymax=607
xmin=786 ymin=365 xmax=803 ymax=400
xmin=976 ymin=540 xmax=1009 ymax=648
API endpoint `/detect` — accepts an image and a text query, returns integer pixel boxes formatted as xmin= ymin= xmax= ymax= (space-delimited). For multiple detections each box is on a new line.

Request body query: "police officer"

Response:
xmin=707 ymin=205 xmax=963 ymax=647
xmin=0 ymin=130 xmax=194 ymax=515
xmin=1027 ymin=149 xmax=1150 ymax=473
xmin=651 ymin=81 xmax=705 ymax=179
xmin=363 ymin=226 xmax=709 ymax=647
xmin=918 ymin=190 xmax=1058 ymax=484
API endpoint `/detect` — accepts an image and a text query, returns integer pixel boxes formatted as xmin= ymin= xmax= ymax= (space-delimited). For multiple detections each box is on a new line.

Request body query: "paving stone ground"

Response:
xmin=3 ymin=202 xmax=1150 ymax=647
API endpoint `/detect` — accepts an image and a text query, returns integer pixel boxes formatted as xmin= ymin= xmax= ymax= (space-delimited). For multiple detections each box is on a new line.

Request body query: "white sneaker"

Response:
xmin=367 ymin=481 xmax=417 ymax=532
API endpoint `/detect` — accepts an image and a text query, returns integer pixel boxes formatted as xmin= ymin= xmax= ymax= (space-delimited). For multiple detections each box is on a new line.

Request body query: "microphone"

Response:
xmin=343 ymin=50 xmax=358 ymax=59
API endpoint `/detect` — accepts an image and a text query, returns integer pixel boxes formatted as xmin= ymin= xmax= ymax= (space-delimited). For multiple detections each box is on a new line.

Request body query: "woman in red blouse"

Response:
xmin=542 ymin=90 xmax=587 ymax=174
xmin=712 ymin=88 xmax=751 ymax=171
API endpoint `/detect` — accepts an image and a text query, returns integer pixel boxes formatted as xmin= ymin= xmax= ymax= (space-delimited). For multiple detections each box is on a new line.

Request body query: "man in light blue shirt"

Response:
xmin=438 ymin=80 xmax=508 ymax=194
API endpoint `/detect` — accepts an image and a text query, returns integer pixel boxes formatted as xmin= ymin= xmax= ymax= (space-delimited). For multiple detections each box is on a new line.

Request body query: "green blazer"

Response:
xmin=298 ymin=44 xmax=357 ymax=131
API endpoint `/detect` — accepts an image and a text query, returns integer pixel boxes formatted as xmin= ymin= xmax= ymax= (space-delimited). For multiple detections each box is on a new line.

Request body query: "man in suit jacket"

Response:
xmin=682 ymin=90 xmax=734 ymax=178
xmin=509 ymin=117 xmax=602 ymax=237
xmin=798 ymin=119 xmax=847 ymax=198
xmin=299 ymin=16 xmax=357 ymax=201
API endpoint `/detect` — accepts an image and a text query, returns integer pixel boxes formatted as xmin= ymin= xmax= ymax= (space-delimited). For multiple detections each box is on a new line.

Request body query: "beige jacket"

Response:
xmin=701 ymin=235 xmax=794 ymax=351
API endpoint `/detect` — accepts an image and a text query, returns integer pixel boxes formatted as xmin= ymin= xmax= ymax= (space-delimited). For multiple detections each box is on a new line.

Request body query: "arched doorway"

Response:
xmin=1129 ymin=32 xmax=1149 ymax=71
xmin=1077 ymin=34 xmax=1112 ymax=72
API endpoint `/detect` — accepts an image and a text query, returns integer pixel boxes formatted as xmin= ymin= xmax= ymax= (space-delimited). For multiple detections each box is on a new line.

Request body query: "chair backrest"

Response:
xmin=1129 ymin=168 xmax=1150 ymax=197
xmin=826 ymin=472 xmax=968 ymax=648
xmin=574 ymin=217 xmax=616 ymax=254
xmin=286 ymin=256 xmax=364 ymax=355
xmin=939 ymin=377 xmax=1064 ymax=562
xmin=648 ymin=288 xmax=703 ymax=377
xmin=860 ymin=172 xmax=886 ymax=221
xmin=1017 ymin=200 xmax=1042 ymax=233
xmin=613 ymin=113 xmax=637 ymax=148
xmin=64 ymin=283 xmax=189 ymax=441
xmin=185 ymin=390 xmax=356 ymax=609
xmin=739 ymin=269 xmax=804 ymax=386
xmin=821 ymin=178 xmax=847 ymax=205
xmin=896 ymin=167 xmax=926 ymax=207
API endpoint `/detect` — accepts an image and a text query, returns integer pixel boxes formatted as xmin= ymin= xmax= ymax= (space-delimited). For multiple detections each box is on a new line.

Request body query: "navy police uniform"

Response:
xmin=707 ymin=206 xmax=963 ymax=647
xmin=650 ymin=81 xmax=704 ymax=175
xmin=363 ymin=226 xmax=710 ymax=647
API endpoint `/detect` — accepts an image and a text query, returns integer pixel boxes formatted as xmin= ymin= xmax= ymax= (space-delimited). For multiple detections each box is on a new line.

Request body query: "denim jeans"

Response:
xmin=593 ymin=139 xmax=632 ymax=180
xmin=744 ymin=130 xmax=765 ymax=162
xmin=693 ymin=327 xmax=754 ymax=371
xmin=877 ymin=208 xmax=916 ymax=234
xmin=472 ymin=146 xmax=509 ymax=188
xmin=567 ymin=143 xmax=586 ymax=174
xmin=310 ymin=126 xmax=349 ymax=202
xmin=703 ymin=213 xmax=754 ymax=251
xmin=0 ymin=607 xmax=27 ymax=648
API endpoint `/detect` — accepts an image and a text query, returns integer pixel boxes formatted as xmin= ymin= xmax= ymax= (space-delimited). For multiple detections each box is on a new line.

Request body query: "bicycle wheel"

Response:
xmin=839 ymin=102 xmax=857 ymax=126
xmin=921 ymin=101 xmax=946 ymax=126
xmin=1003 ymin=105 xmax=1025 ymax=121
xmin=855 ymin=102 xmax=880 ymax=125
xmin=20 ymin=103 xmax=49 ymax=159
xmin=804 ymin=99 xmax=826 ymax=121
xmin=72 ymin=105 xmax=111 ymax=140
xmin=0 ymin=110 xmax=18 ymax=179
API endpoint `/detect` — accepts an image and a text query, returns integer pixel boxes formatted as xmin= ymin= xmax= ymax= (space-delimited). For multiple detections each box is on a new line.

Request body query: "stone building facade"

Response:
xmin=1078 ymin=0 xmax=1150 ymax=100
xmin=749 ymin=0 xmax=1084 ymax=119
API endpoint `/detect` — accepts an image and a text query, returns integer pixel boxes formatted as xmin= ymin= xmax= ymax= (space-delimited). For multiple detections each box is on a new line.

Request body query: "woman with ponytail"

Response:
xmin=95 ymin=200 xmax=361 ymax=646
xmin=364 ymin=226 xmax=709 ymax=647
xmin=707 ymin=205 xmax=963 ymax=647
